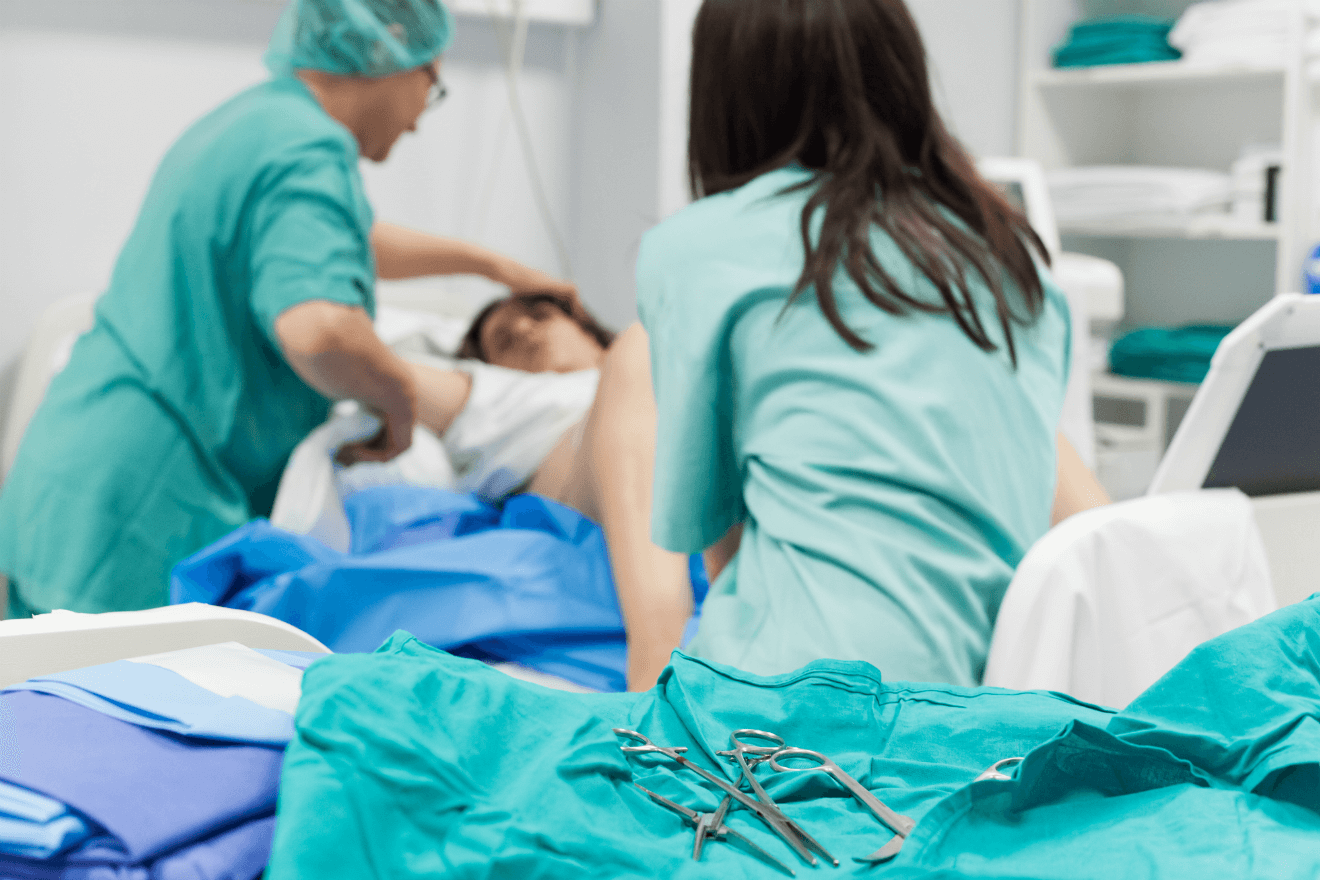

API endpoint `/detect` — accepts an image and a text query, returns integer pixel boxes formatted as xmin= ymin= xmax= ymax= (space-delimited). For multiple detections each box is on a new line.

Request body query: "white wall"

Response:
xmin=907 ymin=0 xmax=1022 ymax=159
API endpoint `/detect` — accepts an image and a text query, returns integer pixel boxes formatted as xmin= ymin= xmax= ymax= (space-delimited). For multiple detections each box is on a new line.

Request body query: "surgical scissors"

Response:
xmin=767 ymin=747 xmax=917 ymax=864
xmin=715 ymin=730 xmax=839 ymax=867
xmin=633 ymin=784 xmax=795 ymax=876
xmin=613 ymin=728 xmax=814 ymax=864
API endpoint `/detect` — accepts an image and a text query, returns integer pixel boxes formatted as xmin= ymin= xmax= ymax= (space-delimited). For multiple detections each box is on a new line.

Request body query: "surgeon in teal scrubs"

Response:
xmin=623 ymin=0 xmax=1109 ymax=689
xmin=0 ymin=0 xmax=570 ymax=617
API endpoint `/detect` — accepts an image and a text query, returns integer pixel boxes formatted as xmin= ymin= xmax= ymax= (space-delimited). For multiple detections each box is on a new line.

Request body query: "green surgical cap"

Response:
xmin=265 ymin=0 xmax=454 ymax=78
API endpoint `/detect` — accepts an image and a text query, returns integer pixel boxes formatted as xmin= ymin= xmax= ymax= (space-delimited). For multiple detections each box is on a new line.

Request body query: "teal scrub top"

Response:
xmin=0 ymin=76 xmax=375 ymax=615
xmin=636 ymin=166 xmax=1071 ymax=686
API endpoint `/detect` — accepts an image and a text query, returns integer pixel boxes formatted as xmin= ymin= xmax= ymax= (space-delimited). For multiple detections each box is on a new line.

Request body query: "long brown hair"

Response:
xmin=687 ymin=0 xmax=1048 ymax=363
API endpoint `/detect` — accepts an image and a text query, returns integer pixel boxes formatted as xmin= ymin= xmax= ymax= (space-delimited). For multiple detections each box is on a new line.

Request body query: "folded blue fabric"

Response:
xmin=0 ymin=784 xmax=89 ymax=860
xmin=172 ymin=488 xmax=708 ymax=692
xmin=5 ymin=662 xmax=293 ymax=746
xmin=0 ymin=691 xmax=282 ymax=865
xmin=0 ymin=814 xmax=275 ymax=880
xmin=1109 ymin=325 xmax=1232 ymax=384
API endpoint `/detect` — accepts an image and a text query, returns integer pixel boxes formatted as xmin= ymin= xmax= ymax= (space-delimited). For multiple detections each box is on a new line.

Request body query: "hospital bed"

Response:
xmin=1149 ymin=291 xmax=1320 ymax=608
xmin=0 ymin=602 xmax=328 ymax=688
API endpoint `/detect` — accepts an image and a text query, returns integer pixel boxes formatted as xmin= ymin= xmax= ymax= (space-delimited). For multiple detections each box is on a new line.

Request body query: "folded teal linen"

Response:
xmin=1053 ymin=15 xmax=1181 ymax=68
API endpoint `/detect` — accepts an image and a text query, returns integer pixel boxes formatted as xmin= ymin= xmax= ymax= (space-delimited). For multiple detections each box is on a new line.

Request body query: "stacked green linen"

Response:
xmin=1053 ymin=16 xmax=1181 ymax=68
xmin=1109 ymin=325 xmax=1233 ymax=384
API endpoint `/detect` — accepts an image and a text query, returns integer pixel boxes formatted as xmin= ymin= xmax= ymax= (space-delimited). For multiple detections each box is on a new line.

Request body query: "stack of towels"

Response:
xmin=0 ymin=643 xmax=315 ymax=880
xmin=1170 ymin=0 xmax=1316 ymax=67
xmin=1052 ymin=15 xmax=1181 ymax=68
xmin=1045 ymin=166 xmax=1233 ymax=230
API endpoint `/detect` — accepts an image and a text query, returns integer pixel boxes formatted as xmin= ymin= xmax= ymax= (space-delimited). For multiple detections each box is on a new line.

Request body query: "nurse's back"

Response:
xmin=637 ymin=0 xmax=1070 ymax=685
xmin=640 ymin=168 xmax=1068 ymax=685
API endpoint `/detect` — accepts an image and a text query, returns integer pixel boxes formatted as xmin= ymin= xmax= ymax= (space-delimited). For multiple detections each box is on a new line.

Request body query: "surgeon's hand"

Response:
xmin=372 ymin=222 xmax=577 ymax=301
xmin=336 ymin=405 xmax=414 ymax=465
xmin=276 ymin=300 xmax=418 ymax=463
xmin=501 ymin=260 xmax=577 ymax=302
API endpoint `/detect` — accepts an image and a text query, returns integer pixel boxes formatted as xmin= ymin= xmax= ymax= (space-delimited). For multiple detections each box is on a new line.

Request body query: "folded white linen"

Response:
xmin=1170 ymin=0 xmax=1314 ymax=67
xmin=1047 ymin=166 xmax=1232 ymax=226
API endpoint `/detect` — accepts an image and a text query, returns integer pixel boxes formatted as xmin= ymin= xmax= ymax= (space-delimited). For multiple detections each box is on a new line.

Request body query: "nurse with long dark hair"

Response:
xmin=630 ymin=0 xmax=1105 ymax=687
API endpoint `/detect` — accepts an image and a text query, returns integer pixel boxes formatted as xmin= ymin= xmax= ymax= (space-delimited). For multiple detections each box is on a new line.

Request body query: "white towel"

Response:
xmin=1046 ymin=166 xmax=1232 ymax=227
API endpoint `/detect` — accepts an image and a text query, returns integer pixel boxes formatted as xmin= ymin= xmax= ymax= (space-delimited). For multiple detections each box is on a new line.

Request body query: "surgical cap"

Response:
xmin=265 ymin=0 xmax=454 ymax=78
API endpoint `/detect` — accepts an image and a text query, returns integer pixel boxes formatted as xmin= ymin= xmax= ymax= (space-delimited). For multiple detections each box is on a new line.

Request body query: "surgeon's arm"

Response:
xmin=274 ymin=300 xmax=418 ymax=462
xmin=371 ymin=221 xmax=576 ymax=298
xmin=1050 ymin=433 xmax=1110 ymax=525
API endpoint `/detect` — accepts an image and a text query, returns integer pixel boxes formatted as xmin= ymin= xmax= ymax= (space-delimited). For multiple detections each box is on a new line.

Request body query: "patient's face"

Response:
xmin=479 ymin=299 xmax=605 ymax=373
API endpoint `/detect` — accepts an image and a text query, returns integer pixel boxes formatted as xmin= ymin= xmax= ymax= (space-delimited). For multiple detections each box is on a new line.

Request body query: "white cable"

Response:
xmin=484 ymin=0 xmax=575 ymax=280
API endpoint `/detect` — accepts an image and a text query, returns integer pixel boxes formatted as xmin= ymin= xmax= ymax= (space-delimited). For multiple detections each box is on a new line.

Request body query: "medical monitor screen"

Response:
xmin=993 ymin=181 xmax=1028 ymax=216
xmin=1203 ymin=346 xmax=1320 ymax=496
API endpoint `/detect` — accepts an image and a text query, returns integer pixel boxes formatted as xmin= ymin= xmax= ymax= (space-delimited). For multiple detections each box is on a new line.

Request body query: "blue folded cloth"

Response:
xmin=0 ymin=784 xmax=90 ymax=860
xmin=0 ymin=691 xmax=282 ymax=868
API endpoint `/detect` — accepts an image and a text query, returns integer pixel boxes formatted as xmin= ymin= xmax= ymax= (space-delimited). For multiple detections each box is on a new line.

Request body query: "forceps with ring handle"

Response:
xmin=715 ymin=730 xmax=839 ymax=867
xmin=766 ymin=747 xmax=917 ymax=864
xmin=614 ymin=728 xmax=818 ymax=866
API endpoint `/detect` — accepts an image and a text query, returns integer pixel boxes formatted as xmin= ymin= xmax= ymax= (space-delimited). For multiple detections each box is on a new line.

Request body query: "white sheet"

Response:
xmin=269 ymin=307 xmax=599 ymax=550
xmin=126 ymin=642 xmax=304 ymax=714
xmin=983 ymin=488 xmax=1276 ymax=708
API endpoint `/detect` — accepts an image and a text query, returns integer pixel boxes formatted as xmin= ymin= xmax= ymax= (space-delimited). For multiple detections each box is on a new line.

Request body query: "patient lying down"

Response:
xmin=341 ymin=292 xmax=1107 ymax=692
xmin=349 ymin=292 xmax=697 ymax=691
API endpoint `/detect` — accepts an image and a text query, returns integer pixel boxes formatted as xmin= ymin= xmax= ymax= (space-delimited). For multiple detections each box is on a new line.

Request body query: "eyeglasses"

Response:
xmin=422 ymin=64 xmax=447 ymax=109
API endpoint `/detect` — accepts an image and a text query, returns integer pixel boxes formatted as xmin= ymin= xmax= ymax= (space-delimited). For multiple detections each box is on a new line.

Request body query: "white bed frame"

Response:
xmin=0 ymin=603 xmax=330 ymax=688
xmin=1149 ymin=293 xmax=1320 ymax=606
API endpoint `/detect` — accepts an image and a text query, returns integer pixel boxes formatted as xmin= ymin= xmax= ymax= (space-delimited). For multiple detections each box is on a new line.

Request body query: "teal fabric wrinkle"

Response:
xmin=1107 ymin=596 xmax=1320 ymax=810
xmin=904 ymin=784 xmax=1320 ymax=879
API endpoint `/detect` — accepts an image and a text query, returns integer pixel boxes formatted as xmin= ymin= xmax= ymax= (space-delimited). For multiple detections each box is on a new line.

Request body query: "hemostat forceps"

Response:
xmin=613 ymin=728 xmax=812 ymax=864
xmin=766 ymin=747 xmax=917 ymax=864
xmin=633 ymin=784 xmax=794 ymax=876
xmin=715 ymin=730 xmax=839 ymax=867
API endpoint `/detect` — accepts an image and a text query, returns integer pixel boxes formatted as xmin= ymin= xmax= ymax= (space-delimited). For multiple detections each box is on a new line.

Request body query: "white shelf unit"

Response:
xmin=1018 ymin=0 xmax=1320 ymax=330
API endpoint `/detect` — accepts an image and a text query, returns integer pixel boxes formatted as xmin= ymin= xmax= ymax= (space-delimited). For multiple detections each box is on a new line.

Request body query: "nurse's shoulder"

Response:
xmin=637 ymin=165 xmax=810 ymax=317
xmin=178 ymin=78 xmax=358 ymax=170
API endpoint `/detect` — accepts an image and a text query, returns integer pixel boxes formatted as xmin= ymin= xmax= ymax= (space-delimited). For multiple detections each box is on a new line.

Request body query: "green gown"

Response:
xmin=0 ymin=77 xmax=375 ymax=615
xmin=636 ymin=166 xmax=1071 ymax=686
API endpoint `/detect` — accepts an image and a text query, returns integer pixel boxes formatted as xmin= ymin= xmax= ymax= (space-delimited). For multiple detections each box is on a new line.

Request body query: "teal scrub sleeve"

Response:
xmin=637 ymin=239 xmax=746 ymax=555
xmin=248 ymin=154 xmax=376 ymax=350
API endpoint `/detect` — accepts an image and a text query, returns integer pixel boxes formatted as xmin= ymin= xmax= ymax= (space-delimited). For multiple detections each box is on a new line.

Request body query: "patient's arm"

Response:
xmin=1050 ymin=433 xmax=1110 ymax=525
xmin=527 ymin=324 xmax=693 ymax=692
xmin=371 ymin=222 xmax=576 ymax=298
xmin=409 ymin=362 xmax=473 ymax=437
xmin=703 ymin=523 xmax=743 ymax=584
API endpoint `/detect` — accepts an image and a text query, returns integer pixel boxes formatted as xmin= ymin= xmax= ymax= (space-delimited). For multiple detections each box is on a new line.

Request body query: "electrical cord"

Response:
xmin=484 ymin=0 xmax=576 ymax=281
